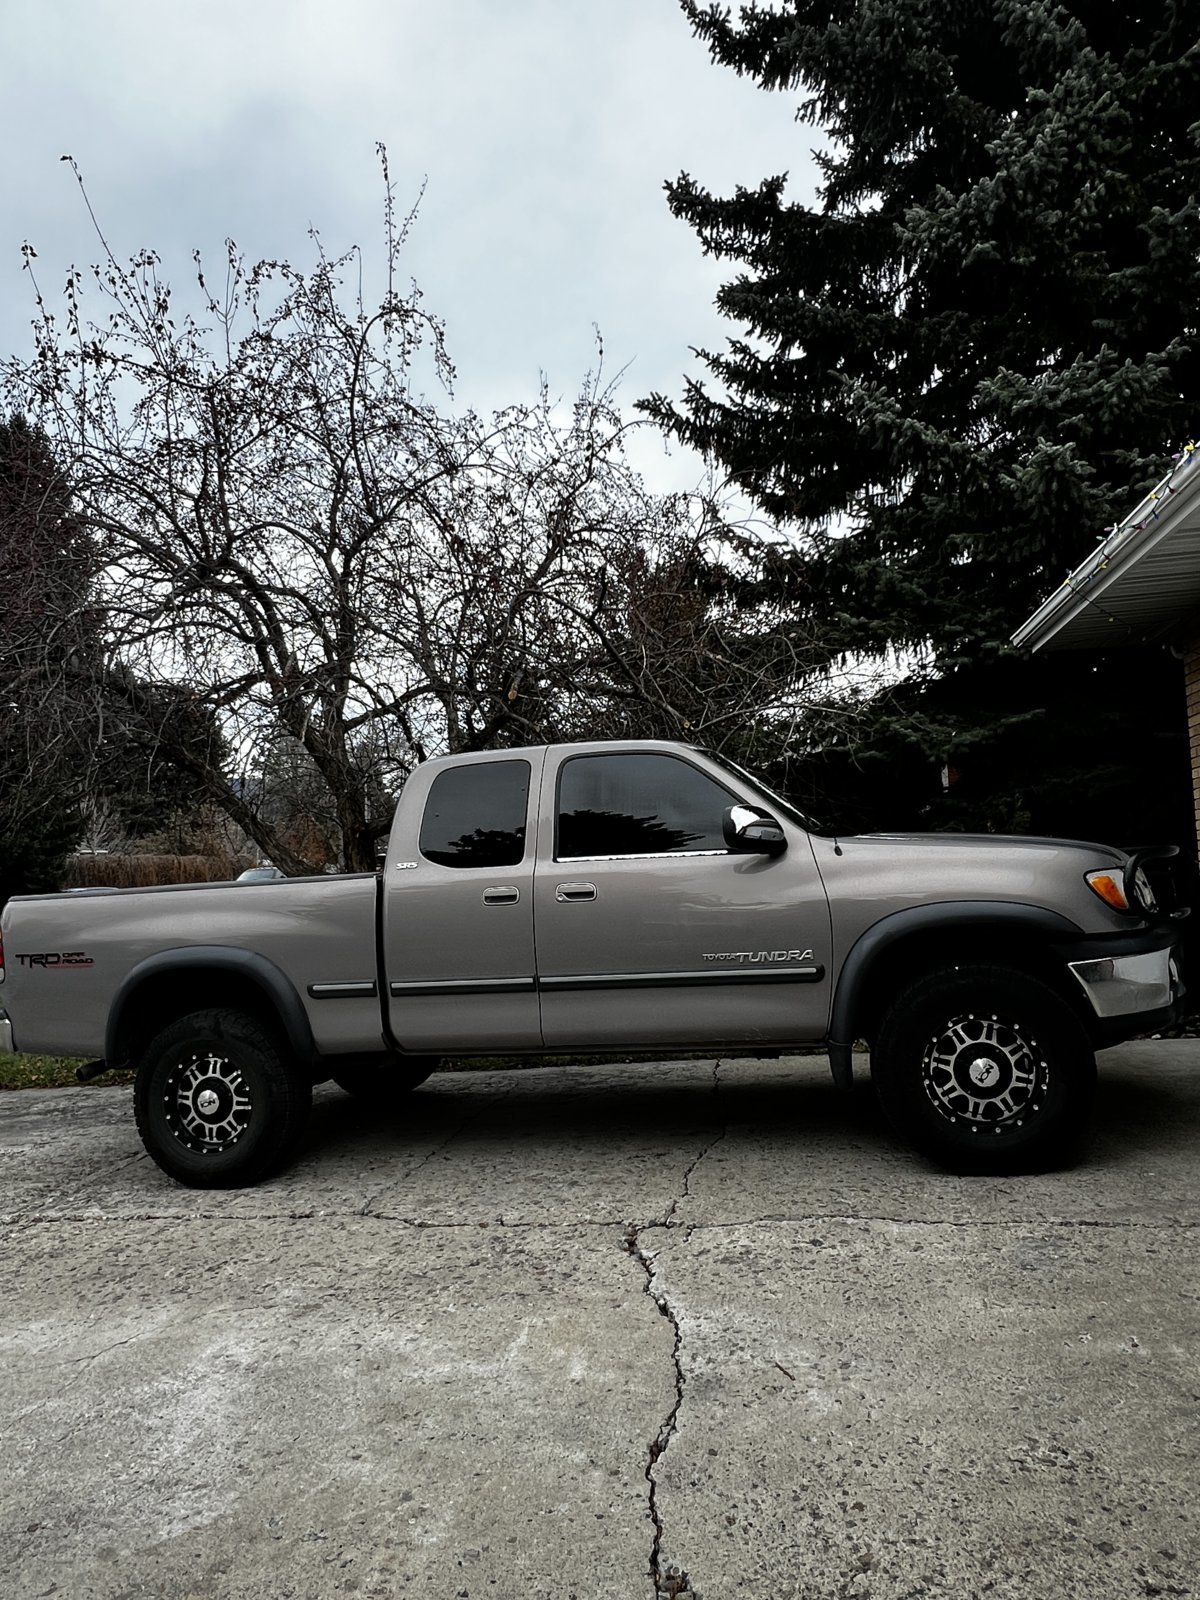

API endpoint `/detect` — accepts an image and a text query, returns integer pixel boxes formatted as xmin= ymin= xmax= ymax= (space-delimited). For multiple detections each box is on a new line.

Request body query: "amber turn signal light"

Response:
xmin=1085 ymin=870 xmax=1130 ymax=912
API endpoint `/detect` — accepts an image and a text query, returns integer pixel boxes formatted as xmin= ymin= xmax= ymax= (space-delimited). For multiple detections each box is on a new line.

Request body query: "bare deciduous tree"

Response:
xmin=5 ymin=155 xmax=848 ymax=873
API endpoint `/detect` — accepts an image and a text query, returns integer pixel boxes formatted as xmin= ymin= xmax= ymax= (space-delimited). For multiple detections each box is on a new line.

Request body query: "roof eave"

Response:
xmin=1012 ymin=446 xmax=1200 ymax=653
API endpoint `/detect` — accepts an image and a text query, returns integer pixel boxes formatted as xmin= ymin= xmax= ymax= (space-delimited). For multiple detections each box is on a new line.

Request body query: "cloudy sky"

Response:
xmin=1 ymin=0 xmax=818 ymax=490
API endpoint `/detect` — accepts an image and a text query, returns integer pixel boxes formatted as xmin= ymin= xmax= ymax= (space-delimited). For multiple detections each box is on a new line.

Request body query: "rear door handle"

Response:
xmin=555 ymin=881 xmax=597 ymax=902
xmin=483 ymin=886 xmax=520 ymax=905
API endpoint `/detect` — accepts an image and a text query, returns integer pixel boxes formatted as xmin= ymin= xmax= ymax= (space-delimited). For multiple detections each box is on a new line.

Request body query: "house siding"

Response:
xmin=1185 ymin=631 xmax=1200 ymax=850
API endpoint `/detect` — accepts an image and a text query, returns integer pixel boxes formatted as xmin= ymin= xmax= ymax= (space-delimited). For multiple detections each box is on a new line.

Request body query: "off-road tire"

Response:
xmin=330 ymin=1057 xmax=438 ymax=1100
xmin=871 ymin=964 xmax=1096 ymax=1174
xmin=134 ymin=1008 xmax=312 ymax=1188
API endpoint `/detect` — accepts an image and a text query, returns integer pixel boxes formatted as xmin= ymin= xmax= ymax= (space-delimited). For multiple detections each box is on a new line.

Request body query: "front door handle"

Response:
xmin=555 ymin=881 xmax=597 ymax=902
xmin=483 ymin=886 xmax=520 ymax=905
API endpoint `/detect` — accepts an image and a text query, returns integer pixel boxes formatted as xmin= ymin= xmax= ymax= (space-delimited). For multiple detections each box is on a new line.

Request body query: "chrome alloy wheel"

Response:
xmin=921 ymin=1014 xmax=1048 ymax=1134
xmin=163 ymin=1052 xmax=254 ymax=1154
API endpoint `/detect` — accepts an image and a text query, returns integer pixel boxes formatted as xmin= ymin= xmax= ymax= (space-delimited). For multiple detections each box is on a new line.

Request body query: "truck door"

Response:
xmin=382 ymin=750 xmax=544 ymax=1052
xmin=534 ymin=748 xmax=833 ymax=1049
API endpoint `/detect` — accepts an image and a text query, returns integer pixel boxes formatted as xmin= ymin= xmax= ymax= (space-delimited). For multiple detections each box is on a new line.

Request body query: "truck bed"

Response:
xmin=2 ymin=874 xmax=383 ymax=1059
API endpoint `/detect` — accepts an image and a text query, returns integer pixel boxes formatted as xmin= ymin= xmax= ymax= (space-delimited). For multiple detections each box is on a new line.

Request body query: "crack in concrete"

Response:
xmin=59 ymin=1333 xmax=143 ymax=1366
xmin=662 ymin=1059 xmax=726 ymax=1229
xmin=616 ymin=1060 xmax=723 ymax=1599
xmin=623 ymin=1221 xmax=692 ymax=1600
xmin=356 ymin=1076 xmax=519 ymax=1217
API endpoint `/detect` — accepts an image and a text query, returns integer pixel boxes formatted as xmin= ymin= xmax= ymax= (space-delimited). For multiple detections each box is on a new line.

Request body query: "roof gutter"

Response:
xmin=1012 ymin=442 xmax=1200 ymax=651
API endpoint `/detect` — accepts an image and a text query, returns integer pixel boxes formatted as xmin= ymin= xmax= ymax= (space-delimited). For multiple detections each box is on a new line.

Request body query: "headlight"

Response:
xmin=1086 ymin=864 xmax=1160 ymax=917
xmin=1131 ymin=866 xmax=1159 ymax=917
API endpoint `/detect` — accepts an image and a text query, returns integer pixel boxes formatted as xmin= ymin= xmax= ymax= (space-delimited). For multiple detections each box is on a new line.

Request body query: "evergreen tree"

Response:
xmin=86 ymin=672 xmax=234 ymax=849
xmin=0 ymin=419 xmax=234 ymax=901
xmin=0 ymin=414 xmax=96 ymax=904
xmin=645 ymin=1 xmax=1200 ymax=840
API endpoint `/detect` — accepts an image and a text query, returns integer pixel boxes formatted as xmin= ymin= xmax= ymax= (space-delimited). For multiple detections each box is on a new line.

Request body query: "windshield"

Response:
xmin=699 ymin=749 xmax=829 ymax=835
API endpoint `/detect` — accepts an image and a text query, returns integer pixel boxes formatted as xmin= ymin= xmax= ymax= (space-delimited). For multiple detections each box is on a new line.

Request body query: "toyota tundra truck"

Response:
xmin=0 ymin=740 xmax=1186 ymax=1186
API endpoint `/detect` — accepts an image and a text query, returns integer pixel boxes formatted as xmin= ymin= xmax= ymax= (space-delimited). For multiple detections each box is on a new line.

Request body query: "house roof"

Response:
xmin=1012 ymin=443 xmax=1200 ymax=652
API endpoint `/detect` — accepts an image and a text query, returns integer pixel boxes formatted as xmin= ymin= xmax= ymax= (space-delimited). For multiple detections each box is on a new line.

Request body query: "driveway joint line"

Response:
xmin=3 ymin=1209 xmax=1198 ymax=1230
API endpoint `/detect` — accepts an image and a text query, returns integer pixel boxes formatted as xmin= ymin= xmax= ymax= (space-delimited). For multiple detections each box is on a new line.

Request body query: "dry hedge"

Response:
xmin=65 ymin=853 xmax=257 ymax=889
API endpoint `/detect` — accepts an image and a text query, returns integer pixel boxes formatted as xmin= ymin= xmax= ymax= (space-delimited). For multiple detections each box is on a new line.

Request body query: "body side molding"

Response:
xmin=540 ymin=966 xmax=823 ymax=991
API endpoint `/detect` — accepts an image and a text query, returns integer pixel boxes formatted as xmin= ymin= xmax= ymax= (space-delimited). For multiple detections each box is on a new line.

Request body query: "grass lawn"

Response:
xmin=0 ymin=1054 xmax=133 ymax=1091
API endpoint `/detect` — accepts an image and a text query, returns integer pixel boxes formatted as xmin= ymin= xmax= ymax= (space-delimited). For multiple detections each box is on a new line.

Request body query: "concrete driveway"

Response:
xmin=1 ymin=1042 xmax=1198 ymax=1600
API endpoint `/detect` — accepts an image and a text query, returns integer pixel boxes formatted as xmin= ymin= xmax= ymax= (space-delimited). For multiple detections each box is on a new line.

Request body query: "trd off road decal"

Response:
xmin=15 ymin=951 xmax=94 ymax=969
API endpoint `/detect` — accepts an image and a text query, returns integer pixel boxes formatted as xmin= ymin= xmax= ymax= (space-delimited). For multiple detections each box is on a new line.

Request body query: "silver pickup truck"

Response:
xmin=0 ymin=739 xmax=1186 ymax=1186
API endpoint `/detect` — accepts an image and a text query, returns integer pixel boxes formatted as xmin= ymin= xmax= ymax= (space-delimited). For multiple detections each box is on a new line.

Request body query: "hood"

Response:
xmin=808 ymin=829 xmax=1133 ymax=936
xmin=853 ymin=832 xmax=1126 ymax=863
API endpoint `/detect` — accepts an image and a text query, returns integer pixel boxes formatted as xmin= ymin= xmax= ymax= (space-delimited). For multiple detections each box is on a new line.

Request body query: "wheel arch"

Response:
xmin=827 ymin=901 xmax=1084 ymax=1090
xmin=106 ymin=947 xmax=316 ymax=1072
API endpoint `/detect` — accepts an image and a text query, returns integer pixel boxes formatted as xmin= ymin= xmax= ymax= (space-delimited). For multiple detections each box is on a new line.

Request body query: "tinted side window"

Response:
xmin=557 ymin=753 xmax=731 ymax=859
xmin=419 ymin=761 xmax=530 ymax=869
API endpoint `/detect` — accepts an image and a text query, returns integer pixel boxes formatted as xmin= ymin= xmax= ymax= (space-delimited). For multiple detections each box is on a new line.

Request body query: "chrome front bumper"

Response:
xmin=0 ymin=1008 xmax=13 ymax=1055
xmin=1068 ymin=946 xmax=1179 ymax=1020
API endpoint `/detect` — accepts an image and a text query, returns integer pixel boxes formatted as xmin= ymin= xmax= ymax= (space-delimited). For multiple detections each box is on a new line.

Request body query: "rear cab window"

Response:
xmin=419 ymin=760 xmax=531 ymax=869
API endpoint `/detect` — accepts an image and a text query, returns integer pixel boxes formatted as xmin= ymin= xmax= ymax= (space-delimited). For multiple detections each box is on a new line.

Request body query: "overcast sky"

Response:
xmin=1 ymin=0 xmax=818 ymax=491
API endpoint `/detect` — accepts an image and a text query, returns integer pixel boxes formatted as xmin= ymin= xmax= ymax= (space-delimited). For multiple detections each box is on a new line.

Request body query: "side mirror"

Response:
xmin=722 ymin=804 xmax=787 ymax=857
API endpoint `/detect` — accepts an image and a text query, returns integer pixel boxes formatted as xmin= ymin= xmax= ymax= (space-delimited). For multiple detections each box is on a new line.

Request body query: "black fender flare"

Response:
xmin=105 ymin=946 xmax=316 ymax=1069
xmin=826 ymin=901 xmax=1082 ymax=1091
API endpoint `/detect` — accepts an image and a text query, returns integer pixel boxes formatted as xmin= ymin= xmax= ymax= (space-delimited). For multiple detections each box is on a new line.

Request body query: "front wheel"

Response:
xmin=871 ymin=964 xmax=1096 ymax=1174
xmin=134 ymin=1009 xmax=312 ymax=1188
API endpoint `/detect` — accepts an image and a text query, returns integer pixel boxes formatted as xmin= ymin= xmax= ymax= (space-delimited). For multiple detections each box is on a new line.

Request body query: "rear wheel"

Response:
xmin=871 ymin=964 xmax=1095 ymax=1173
xmin=330 ymin=1057 xmax=438 ymax=1100
xmin=134 ymin=1008 xmax=311 ymax=1188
